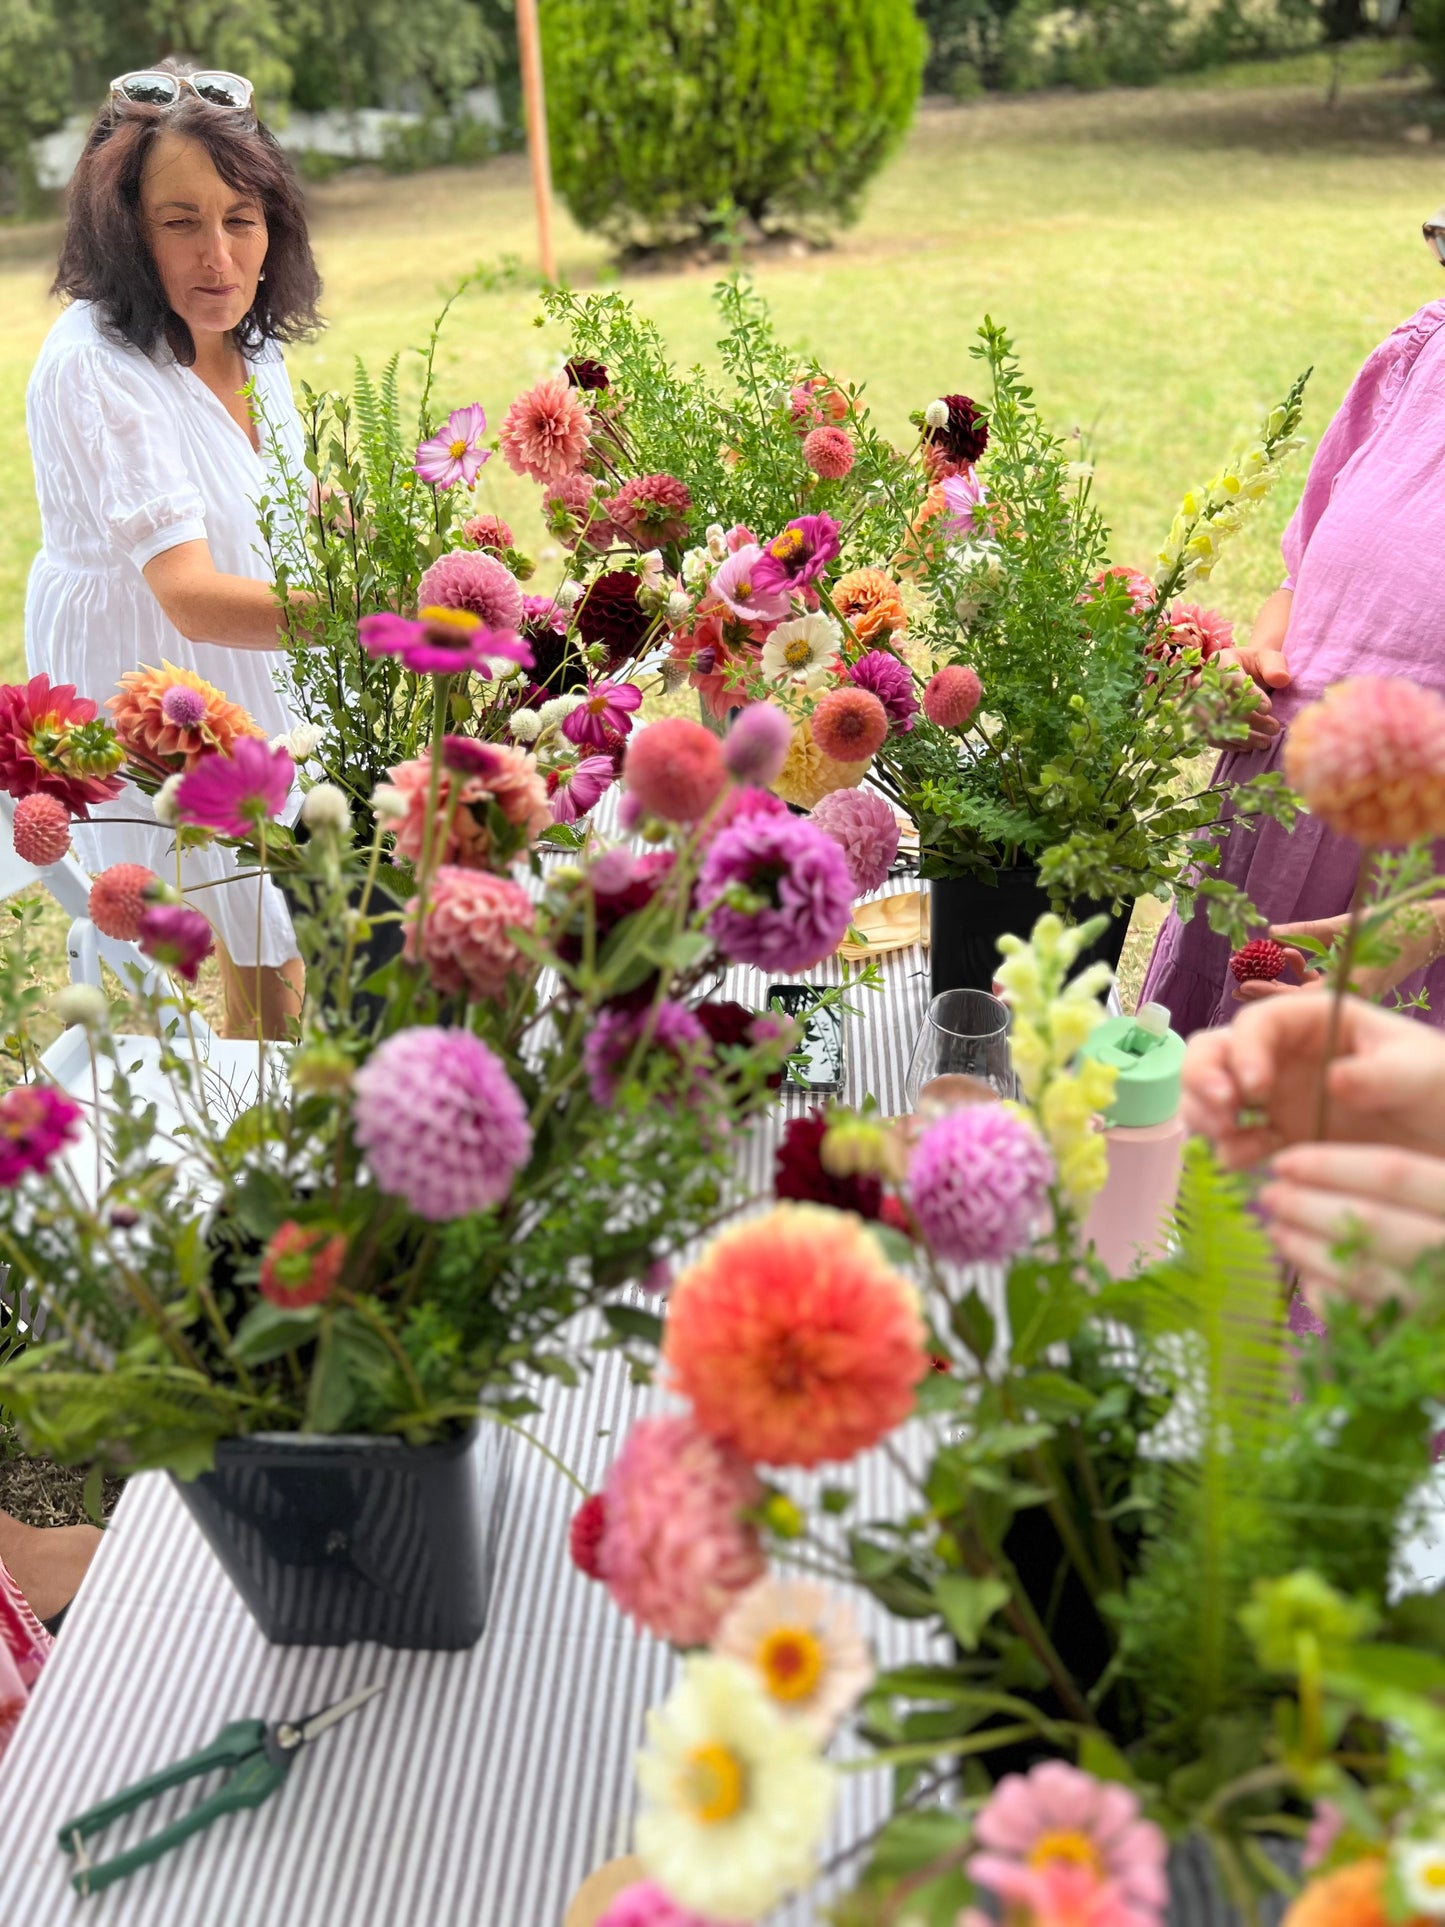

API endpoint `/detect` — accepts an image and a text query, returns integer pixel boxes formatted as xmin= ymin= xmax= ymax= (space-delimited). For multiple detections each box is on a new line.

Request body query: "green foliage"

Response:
xmin=539 ymin=0 xmax=926 ymax=250
xmin=1417 ymin=0 xmax=1445 ymax=87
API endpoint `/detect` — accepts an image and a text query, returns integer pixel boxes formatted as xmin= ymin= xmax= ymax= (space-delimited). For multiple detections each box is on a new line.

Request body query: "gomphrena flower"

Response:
xmin=968 ymin=1761 xmax=1169 ymax=1927
xmin=414 ymin=550 xmax=525 ymax=634
xmin=583 ymin=1000 xmax=709 ymax=1107
xmin=722 ymin=703 xmax=792 ymax=787
xmin=908 ymin=1105 xmax=1054 ymax=1265
xmin=137 ymin=903 xmax=214 ymax=983
xmin=750 ymin=514 xmax=842 ymax=595
xmin=594 ymin=1412 xmax=766 ymax=1645
xmin=625 ymin=717 xmax=727 ymax=822
xmin=665 ymin=1201 xmax=929 ymax=1468
xmin=604 ymin=473 xmax=693 ymax=548
xmin=498 ymin=374 xmax=591 ymax=484
xmin=1284 ymin=675 xmax=1445 ymax=847
xmin=174 ymin=739 xmax=295 ymax=839
xmin=576 ymin=570 xmax=654 ymax=665
xmin=0 ymin=1085 xmax=82 ymax=1189
xmin=385 ymin=746 xmax=550 ymax=869
xmin=924 ymin=392 xmax=989 ymax=471
xmin=404 ymin=866 xmax=534 ymax=1000
xmin=358 ymin=609 xmax=533 ymax=682
xmin=11 ymin=793 xmax=72 ymax=867
xmin=351 ymin=1025 xmax=532 ymax=1223
xmin=775 ymin=1111 xmax=884 ymax=1221
xmin=810 ymin=686 xmax=889 ymax=765
xmin=0 ymin=675 xmax=126 ymax=816
xmin=802 ymin=426 xmax=854 ymax=480
xmin=108 ymin=662 xmax=264 ymax=776
xmin=460 ymin=512 xmax=514 ymax=554
xmin=808 ymin=788 xmax=899 ymax=894
xmin=414 ymin=402 xmax=490 ymax=489
xmin=923 ymin=665 xmax=982 ymax=731
xmin=832 ymin=568 xmax=907 ymax=642
xmin=846 ymin=650 xmax=917 ymax=733
xmin=258 ymin=1221 xmax=347 ymax=1309
xmin=89 ymin=864 xmax=161 ymax=942
xmin=699 ymin=812 xmax=854 ymax=974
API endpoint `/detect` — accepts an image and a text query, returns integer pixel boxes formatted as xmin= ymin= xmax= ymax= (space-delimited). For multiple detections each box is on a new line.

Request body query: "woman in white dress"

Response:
xmin=25 ymin=66 xmax=319 ymax=1037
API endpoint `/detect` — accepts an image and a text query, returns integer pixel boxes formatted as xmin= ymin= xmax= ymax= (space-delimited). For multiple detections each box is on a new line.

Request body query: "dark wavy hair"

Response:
xmin=53 ymin=86 xmax=322 ymax=366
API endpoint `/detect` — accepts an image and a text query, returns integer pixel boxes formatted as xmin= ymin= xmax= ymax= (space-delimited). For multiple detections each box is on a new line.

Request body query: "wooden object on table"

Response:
xmin=515 ymin=0 xmax=557 ymax=283
xmin=564 ymin=1856 xmax=646 ymax=1927
xmin=838 ymin=890 xmax=928 ymax=962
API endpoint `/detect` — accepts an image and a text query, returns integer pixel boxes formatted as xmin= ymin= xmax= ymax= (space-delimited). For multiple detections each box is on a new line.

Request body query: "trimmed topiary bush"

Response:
xmin=539 ymin=0 xmax=926 ymax=251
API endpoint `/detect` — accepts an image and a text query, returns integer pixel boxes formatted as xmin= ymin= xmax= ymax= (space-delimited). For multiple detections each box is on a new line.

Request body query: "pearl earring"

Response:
xmin=258 ymin=270 xmax=266 ymax=283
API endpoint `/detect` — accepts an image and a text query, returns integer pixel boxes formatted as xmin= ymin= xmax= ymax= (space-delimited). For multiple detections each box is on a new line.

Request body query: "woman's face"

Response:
xmin=140 ymin=131 xmax=268 ymax=345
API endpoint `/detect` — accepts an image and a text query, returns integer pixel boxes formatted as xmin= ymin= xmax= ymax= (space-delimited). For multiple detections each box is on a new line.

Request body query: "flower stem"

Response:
xmin=1312 ymin=863 xmax=1369 ymax=1141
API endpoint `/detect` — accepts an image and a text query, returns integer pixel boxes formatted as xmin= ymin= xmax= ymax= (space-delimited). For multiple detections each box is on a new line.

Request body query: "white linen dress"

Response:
xmin=24 ymin=299 xmax=305 ymax=966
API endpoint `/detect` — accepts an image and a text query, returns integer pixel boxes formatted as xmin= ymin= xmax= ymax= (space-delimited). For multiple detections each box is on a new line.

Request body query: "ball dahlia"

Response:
xmin=351 ymin=1026 xmax=532 ymax=1223
xmin=0 ymin=675 xmax=124 ymax=816
xmin=568 ymin=1492 xmax=608 ymax=1580
xmin=498 ymin=374 xmax=590 ymax=484
xmin=847 ymin=650 xmax=917 ymax=733
xmin=11 ymin=793 xmax=71 ymax=867
xmin=699 ymin=812 xmax=854 ymax=974
xmin=89 ymin=864 xmax=161 ymax=942
xmin=583 ymin=999 xmax=709 ymax=1106
xmin=594 ymin=1412 xmax=766 ymax=1645
xmin=0 ymin=1085 xmax=82 ymax=1188
xmin=665 ymin=1202 xmax=929 ymax=1467
xmin=810 ymin=687 xmax=889 ymax=765
xmin=923 ymin=665 xmax=982 ymax=731
xmin=107 ymin=662 xmax=264 ymax=774
xmin=802 ymin=425 xmax=854 ymax=480
xmin=1284 ymin=676 xmax=1445 ymax=846
xmin=404 ymin=866 xmax=534 ymax=1000
xmin=604 ymin=473 xmax=693 ymax=548
xmin=772 ymin=718 xmax=870 ymax=812
xmin=460 ymin=512 xmax=514 ymax=554
xmin=1162 ymin=600 xmax=1234 ymax=661
xmin=808 ymin=788 xmax=899 ymax=894
xmin=577 ymin=571 xmax=653 ymax=667
xmin=385 ymin=747 xmax=550 ymax=869
xmin=832 ymin=569 xmax=907 ymax=643
xmin=909 ymin=1105 xmax=1054 ymax=1265
xmin=258 ymin=1221 xmax=347 ymax=1309
xmin=624 ymin=718 xmax=727 ymax=823
xmin=414 ymin=550 xmax=525 ymax=633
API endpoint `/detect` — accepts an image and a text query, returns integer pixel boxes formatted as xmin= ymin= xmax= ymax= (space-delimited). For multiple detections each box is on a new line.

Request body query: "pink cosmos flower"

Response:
xmin=137 ymin=903 xmax=215 ymax=982
xmin=548 ymin=754 xmax=613 ymax=823
xmin=969 ymin=1761 xmax=1169 ymax=1927
xmin=597 ymin=1881 xmax=745 ymax=1927
xmin=940 ymin=467 xmax=989 ymax=536
xmin=561 ymin=679 xmax=643 ymax=749
xmin=498 ymin=375 xmax=591 ymax=484
xmin=709 ymin=546 xmax=792 ymax=625
xmin=750 ymin=514 xmax=842 ymax=595
xmin=358 ymin=610 xmax=533 ymax=681
xmin=174 ymin=739 xmax=294 ymax=838
xmin=414 ymin=402 xmax=490 ymax=489
xmin=0 ymin=1085 xmax=82 ymax=1189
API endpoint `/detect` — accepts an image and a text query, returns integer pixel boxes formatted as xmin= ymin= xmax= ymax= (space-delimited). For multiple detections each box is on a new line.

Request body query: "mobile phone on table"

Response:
xmin=766 ymin=984 xmax=844 ymax=1095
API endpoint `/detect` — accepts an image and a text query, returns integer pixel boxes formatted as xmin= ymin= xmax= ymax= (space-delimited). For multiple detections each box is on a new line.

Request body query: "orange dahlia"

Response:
xmin=664 ymin=1202 xmax=929 ymax=1468
xmin=107 ymin=662 xmax=264 ymax=776
xmin=1284 ymin=677 xmax=1445 ymax=848
xmin=833 ymin=569 xmax=908 ymax=643
xmin=1282 ymin=1858 xmax=1426 ymax=1927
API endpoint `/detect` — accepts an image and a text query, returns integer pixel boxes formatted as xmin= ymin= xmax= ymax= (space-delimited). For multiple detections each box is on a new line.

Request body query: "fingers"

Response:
xmin=1251 ymin=647 xmax=1292 ymax=690
xmin=1270 ymin=1142 xmax=1445 ymax=1218
xmin=1271 ymin=1222 xmax=1414 ymax=1313
xmin=1268 ymin=918 xmax=1345 ymax=947
xmin=1259 ymin=1143 xmax=1445 ymax=1307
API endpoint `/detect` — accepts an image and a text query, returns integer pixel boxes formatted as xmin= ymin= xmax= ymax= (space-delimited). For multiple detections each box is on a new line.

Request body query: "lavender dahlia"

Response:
xmin=908 ymin=1105 xmax=1054 ymax=1265
xmin=351 ymin=1026 xmax=532 ymax=1223
xmin=414 ymin=550 xmax=525 ymax=634
xmin=699 ymin=813 xmax=854 ymax=974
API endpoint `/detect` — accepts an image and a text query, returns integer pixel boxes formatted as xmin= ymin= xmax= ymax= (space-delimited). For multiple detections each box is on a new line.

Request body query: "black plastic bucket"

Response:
xmin=929 ymin=869 xmax=1130 ymax=998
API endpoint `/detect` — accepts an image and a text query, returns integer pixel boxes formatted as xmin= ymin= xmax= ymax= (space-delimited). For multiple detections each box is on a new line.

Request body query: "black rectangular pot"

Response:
xmin=929 ymin=869 xmax=1131 ymax=998
xmin=173 ymin=1422 xmax=510 ymax=1650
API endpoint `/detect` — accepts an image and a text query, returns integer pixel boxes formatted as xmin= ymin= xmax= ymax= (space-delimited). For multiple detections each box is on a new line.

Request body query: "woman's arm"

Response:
xmin=142 ymin=540 xmax=306 ymax=652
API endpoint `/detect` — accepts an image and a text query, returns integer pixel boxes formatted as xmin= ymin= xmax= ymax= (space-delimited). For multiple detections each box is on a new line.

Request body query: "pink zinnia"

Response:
xmin=461 ymin=512 xmax=514 ymax=554
xmin=750 ymin=513 xmax=842 ymax=595
xmin=810 ymin=686 xmax=888 ymax=764
xmin=709 ymin=545 xmax=791 ymax=625
xmin=809 ymin=788 xmax=899 ymax=893
xmin=0 ymin=1085 xmax=82 ymax=1189
xmin=624 ymin=718 xmax=727 ymax=823
xmin=351 ymin=1026 xmax=532 ymax=1223
xmin=359 ymin=609 xmax=533 ymax=681
xmin=594 ymin=1412 xmax=766 ymax=1645
xmin=499 ymin=375 xmax=591 ymax=484
xmin=968 ymin=1761 xmax=1169 ymax=1927
xmin=924 ymin=665 xmax=982 ymax=730
xmin=1285 ymin=675 xmax=1445 ymax=847
xmin=548 ymin=754 xmax=613 ymax=824
xmin=847 ymin=650 xmax=917 ymax=734
xmin=909 ymin=1105 xmax=1054 ymax=1265
xmin=414 ymin=551 xmax=525 ymax=633
xmin=699 ymin=812 xmax=854 ymax=974
xmin=414 ymin=402 xmax=490 ymax=489
xmin=722 ymin=702 xmax=793 ymax=787
xmin=174 ymin=739 xmax=293 ymax=838
xmin=803 ymin=425 xmax=854 ymax=479
xmin=405 ymin=867 xmax=534 ymax=1000
xmin=561 ymin=679 xmax=643 ymax=750
xmin=604 ymin=473 xmax=693 ymax=547
xmin=597 ymin=1883 xmax=746 ymax=1927
xmin=137 ymin=903 xmax=214 ymax=982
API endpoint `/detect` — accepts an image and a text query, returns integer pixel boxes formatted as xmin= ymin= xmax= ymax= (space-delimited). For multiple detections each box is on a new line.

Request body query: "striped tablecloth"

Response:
xmin=0 ymin=873 xmax=943 ymax=1927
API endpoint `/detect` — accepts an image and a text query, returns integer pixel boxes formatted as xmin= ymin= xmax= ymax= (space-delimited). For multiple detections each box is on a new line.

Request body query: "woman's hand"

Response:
xmin=1235 ymin=904 xmax=1445 ymax=1004
xmin=1258 ymin=1142 xmax=1445 ymax=1310
xmin=1209 ymin=643 xmax=1291 ymax=752
xmin=1181 ymin=993 xmax=1445 ymax=1167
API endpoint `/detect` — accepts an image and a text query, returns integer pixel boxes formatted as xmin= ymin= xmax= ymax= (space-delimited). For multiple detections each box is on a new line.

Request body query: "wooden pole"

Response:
xmin=515 ymin=0 xmax=557 ymax=284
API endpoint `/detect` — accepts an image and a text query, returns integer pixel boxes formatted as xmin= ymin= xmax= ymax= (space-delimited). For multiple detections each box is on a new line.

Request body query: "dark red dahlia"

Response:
xmin=775 ymin=1112 xmax=883 ymax=1222
xmin=1229 ymin=938 xmax=1287 ymax=985
xmin=564 ymin=358 xmax=609 ymax=392
xmin=0 ymin=675 xmax=125 ymax=817
xmin=576 ymin=570 xmax=653 ymax=669
xmin=554 ymin=852 xmax=676 ymax=1010
xmin=695 ymin=1000 xmax=785 ymax=1091
xmin=520 ymin=597 xmax=587 ymax=700
xmin=568 ymin=1492 xmax=608 ymax=1578
xmin=928 ymin=394 xmax=990 ymax=468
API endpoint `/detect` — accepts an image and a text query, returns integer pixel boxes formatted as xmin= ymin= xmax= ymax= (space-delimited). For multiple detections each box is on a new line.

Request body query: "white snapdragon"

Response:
xmin=682 ymin=547 xmax=713 ymax=588
xmin=705 ymin=523 xmax=729 ymax=562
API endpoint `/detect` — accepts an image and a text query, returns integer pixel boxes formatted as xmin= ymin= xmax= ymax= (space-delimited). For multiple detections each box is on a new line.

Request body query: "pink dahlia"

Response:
xmin=624 ymin=718 xmax=727 ymax=823
xmin=584 ymin=999 xmax=710 ymax=1106
xmin=544 ymin=471 xmax=614 ymax=551
xmin=699 ymin=812 xmax=854 ymax=974
xmin=597 ymin=1884 xmax=745 ymax=1927
xmin=803 ymin=425 xmax=854 ymax=480
xmin=1161 ymin=601 xmax=1234 ymax=662
xmin=11 ymin=793 xmax=72 ymax=867
xmin=722 ymin=702 xmax=793 ymax=787
xmin=461 ymin=512 xmax=514 ymax=554
xmin=709 ymin=546 xmax=792 ymax=625
xmin=751 ymin=514 xmax=842 ymax=596
xmin=811 ymin=687 xmax=889 ymax=764
xmin=789 ymin=378 xmax=849 ymax=430
xmin=405 ymin=866 xmax=534 ymax=1000
xmin=603 ymin=473 xmax=693 ymax=547
xmin=498 ymin=375 xmax=591 ymax=484
xmin=969 ymin=1761 xmax=1169 ymax=1927
xmin=174 ymin=739 xmax=294 ymax=838
xmin=1089 ymin=564 xmax=1156 ymax=616
xmin=137 ymin=903 xmax=214 ymax=982
xmin=698 ymin=784 xmax=789 ymax=847
xmin=0 ymin=675 xmax=124 ymax=817
xmin=414 ymin=402 xmax=490 ymax=489
xmin=809 ymin=788 xmax=899 ymax=893
xmin=351 ymin=1025 xmax=532 ymax=1222
xmin=0 ymin=1085 xmax=82 ymax=1189
xmin=414 ymin=550 xmax=525 ymax=634
xmin=89 ymin=864 xmax=160 ymax=942
xmin=385 ymin=747 xmax=550 ymax=868
xmin=847 ymin=650 xmax=917 ymax=734
xmin=548 ymin=753 xmax=613 ymax=824
xmin=923 ymin=665 xmax=982 ymax=731
xmin=562 ymin=679 xmax=643 ymax=751
xmin=1284 ymin=676 xmax=1445 ymax=846
xmin=594 ymin=1412 xmax=766 ymax=1646
xmin=908 ymin=1105 xmax=1054 ymax=1265
xmin=359 ymin=609 xmax=533 ymax=681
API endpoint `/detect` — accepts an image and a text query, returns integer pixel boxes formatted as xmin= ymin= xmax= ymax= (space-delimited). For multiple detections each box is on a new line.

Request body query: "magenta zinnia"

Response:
xmin=0 ymin=1085 xmax=82 ymax=1189
xmin=414 ymin=402 xmax=490 ymax=489
xmin=358 ymin=609 xmax=533 ymax=681
xmin=175 ymin=739 xmax=294 ymax=838
xmin=750 ymin=514 xmax=842 ymax=595
xmin=699 ymin=812 xmax=854 ymax=974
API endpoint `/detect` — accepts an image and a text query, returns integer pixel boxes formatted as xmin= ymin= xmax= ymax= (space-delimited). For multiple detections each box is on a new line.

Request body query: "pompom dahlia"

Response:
xmin=924 ymin=393 xmax=990 ymax=470
xmin=699 ymin=812 xmax=854 ymax=974
xmin=722 ymin=703 xmax=792 ymax=787
xmin=665 ymin=1202 xmax=928 ymax=1467
xmin=809 ymin=788 xmax=899 ymax=894
xmin=0 ymin=1085 xmax=82 ymax=1189
xmin=174 ymin=739 xmax=294 ymax=838
xmin=624 ymin=718 xmax=727 ymax=823
xmin=1162 ymin=600 xmax=1234 ymax=661
xmin=258 ymin=1221 xmax=347 ymax=1309
xmin=802 ymin=426 xmax=854 ymax=480
xmin=414 ymin=550 xmax=525 ymax=633
xmin=11 ymin=794 xmax=71 ymax=867
xmin=909 ymin=1105 xmax=1054 ymax=1265
xmin=385 ymin=748 xmax=550 ymax=868
xmin=108 ymin=662 xmax=263 ymax=775
xmin=89 ymin=864 xmax=161 ymax=942
xmin=969 ymin=1761 xmax=1169 ymax=1927
xmin=832 ymin=569 xmax=907 ymax=643
xmin=1284 ymin=676 xmax=1445 ymax=846
xmin=750 ymin=514 xmax=841 ymax=596
xmin=772 ymin=717 xmax=870 ymax=812
xmin=923 ymin=664 xmax=982 ymax=730
xmin=604 ymin=473 xmax=693 ymax=548
xmin=137 ymin=904 xmax=214 ymax=982
xmin=584 ymin=999 xmax=709 ymax=1106
xmin=775 ymin=1112 xmax=884 ymax=1221
xmin=0 ymin=676 xmax=123 ymax=816
xmin=460 ymin=512 xmax=514 ymax=554
xmin=351 ymin=1026 xmax=532 ymax=1223
xmin=595 ymin=1413 xmax=766 ymax=1645
xmin=810 ymin=687 xmax=888 ymax=765
xmin=499 ymin=375 xmax=591 ymax=484
xmin=576 ymin=571 xmax=653 ymax=666
xmin=847 ymin=650 xmax=917 ymax=733
xmin=404 ymin=866 xmax=534 ymax=1000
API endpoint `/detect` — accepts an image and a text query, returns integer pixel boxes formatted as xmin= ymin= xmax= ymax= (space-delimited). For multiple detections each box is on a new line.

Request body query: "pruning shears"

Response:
xmin=56 ymin=1681 xmax=384 ymax=1897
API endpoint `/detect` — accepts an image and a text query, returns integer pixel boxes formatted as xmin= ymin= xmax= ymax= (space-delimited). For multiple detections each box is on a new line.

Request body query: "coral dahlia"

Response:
xmin=108 ymin=662 xmax=263 ymax=775
xmin=0 ymin=675 xmax=124 ymax=816
xmin=802 ymin=425 xmax=854 ymax=480
xmin=699 ymin=812 xmax=854 ymax=974
xmin=810 ymin=687 xmax=888 ymax=764
xmin=832 ymin=569 xmax=907 ymax=643
xmin=460 ymin=512 xmax=514 ymax=554
xmin=604 ymin=473 xmax=693 ymax=548
xmin=498 ymin=374 xmax=591 ymax=483
xmin=1161 ymin=600 xmax=1234 ymax=661
xmin=89 ymin=864 xmax=161 ymax=942
xmin=808 ymin=788 xmax=899 ymax=894
xmin=0 ymin=1085 xmax=82 ymax=1188
xmin=404 ymin=866 xmax=534 ymax=1000
xmin=624 ymin=718 xmax=727 ymax=823
xmin=414 ymin=550 xmax=525 ymax=633
xmin=1284 ymin=676 xmax=1445 ymax=846
xmin=384 ymin=747 xmax=550 ymax=869
xmin=909 ymin=1105 xmax=1054 ymax=1265
xmin=665 ymin=1202 xmax=929 ymax=1467
xmin=923 ymin=665 xmax=982 ymax=731
xmin=11 ymin=794 xmax=72 ymax=867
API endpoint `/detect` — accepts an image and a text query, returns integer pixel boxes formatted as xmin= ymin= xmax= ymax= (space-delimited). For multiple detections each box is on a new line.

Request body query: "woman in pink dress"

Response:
xmin=1142 ymin=269 xmax=1445 ymax=1033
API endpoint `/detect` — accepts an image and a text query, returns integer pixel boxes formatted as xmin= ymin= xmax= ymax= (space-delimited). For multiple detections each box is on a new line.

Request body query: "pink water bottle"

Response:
xmin=1077 ymin=1002 xmax=1187 ymax=1276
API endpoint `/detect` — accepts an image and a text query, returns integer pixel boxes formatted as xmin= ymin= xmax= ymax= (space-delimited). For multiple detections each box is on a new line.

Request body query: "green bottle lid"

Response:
xmin=1076 ymin=1002 xmax=1185 ymax=1129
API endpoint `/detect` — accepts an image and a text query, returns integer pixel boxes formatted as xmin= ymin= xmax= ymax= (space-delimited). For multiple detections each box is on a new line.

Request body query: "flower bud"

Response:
xmin=300 ymin=782 xmax=350 ymax=834
xmin=924 ymin=399 xmax=950 ymax=430
xmin=53 ymin=982 xmax=108 ymax=1030
xmin=762 ymin=1493 xmax=804 ymax=1540
xmin=371 ymin=784 xmax=407 ymax=822
xmin=666 ymin=589 xmax=692 ymax=625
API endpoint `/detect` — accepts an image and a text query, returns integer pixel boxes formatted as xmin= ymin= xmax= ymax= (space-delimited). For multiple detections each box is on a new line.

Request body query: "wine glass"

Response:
xmin=904 ymin=989 xmax=1012 ymax=1114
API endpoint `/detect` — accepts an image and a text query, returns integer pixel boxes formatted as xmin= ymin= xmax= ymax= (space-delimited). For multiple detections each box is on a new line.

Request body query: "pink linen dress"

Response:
xmin=0 ymin=1556 xmax=51 ymax=1756
xmin=1141 ymin=296 xmax=1445 ymax=1033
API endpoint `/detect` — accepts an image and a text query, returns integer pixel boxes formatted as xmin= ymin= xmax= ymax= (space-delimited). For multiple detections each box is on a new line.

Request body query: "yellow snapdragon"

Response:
xmin=1152 ymin=389 xmax=1307 ymax=590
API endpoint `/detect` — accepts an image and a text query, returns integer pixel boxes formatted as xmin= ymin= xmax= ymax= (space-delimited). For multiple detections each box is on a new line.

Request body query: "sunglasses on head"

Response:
xmin=1427 ymin=227 xmax=1445 ymax=268
xmin=110 ymin=70 xmax=254 ymax=111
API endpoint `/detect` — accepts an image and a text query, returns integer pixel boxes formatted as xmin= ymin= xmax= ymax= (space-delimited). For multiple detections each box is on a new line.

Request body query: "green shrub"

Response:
xmin=540 ymin=0 xmax=926 ymax=250
xmin=1417 ymin=0 xmax=1445 ymax=87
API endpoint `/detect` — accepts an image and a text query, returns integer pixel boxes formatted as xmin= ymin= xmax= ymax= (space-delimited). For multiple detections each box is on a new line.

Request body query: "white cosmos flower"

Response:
xmin=1398 ymin=1841 xmax=1445 ymax=1917
xmin=760 ymin=613 xmax=841 ymax=689
xmin=635 ymin=1653 xmax=834 ymax=1922
xmin=711 ymin=1577 xmax=873 ymax=1741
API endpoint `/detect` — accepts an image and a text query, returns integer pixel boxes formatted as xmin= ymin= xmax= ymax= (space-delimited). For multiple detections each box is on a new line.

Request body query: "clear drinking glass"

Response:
xmin=904 ymin=989 xmax=1012 ymax=1113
